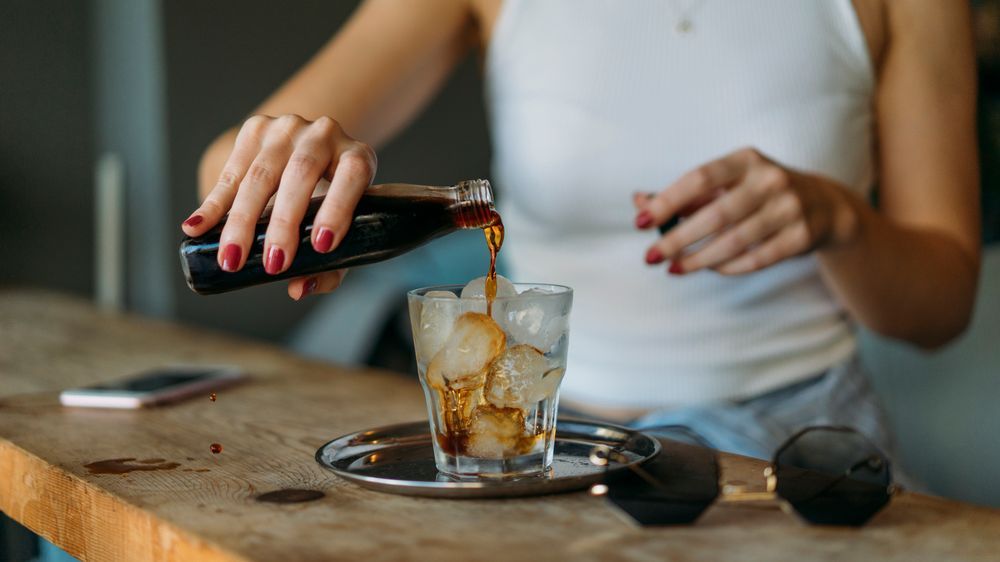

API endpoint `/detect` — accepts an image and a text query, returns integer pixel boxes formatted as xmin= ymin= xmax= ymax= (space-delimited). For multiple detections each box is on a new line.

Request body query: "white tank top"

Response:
xmin=484 ymin=0 xmax=875 ymax=409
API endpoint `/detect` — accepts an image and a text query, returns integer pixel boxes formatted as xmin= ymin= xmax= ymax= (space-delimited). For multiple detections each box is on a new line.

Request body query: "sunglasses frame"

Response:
xmin=590 ymin=424 xmax=900 ymax=525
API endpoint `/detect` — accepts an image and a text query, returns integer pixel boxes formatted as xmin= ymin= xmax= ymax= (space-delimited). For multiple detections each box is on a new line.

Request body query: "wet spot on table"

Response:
xmin=85 ymin=458 xmax=181 ymax=475
xmin=255 ymin=489 xmax=326 ymax=504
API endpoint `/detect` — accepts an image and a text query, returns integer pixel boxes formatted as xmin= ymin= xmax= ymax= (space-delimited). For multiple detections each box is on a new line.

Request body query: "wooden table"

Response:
xmin=1 ymin=290 xmax=998 ymax=562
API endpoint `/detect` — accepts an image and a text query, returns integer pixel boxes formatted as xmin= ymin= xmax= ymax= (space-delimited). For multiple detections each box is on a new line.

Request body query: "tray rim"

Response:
xmin=314 ymin=417 xmax=661 ymax=498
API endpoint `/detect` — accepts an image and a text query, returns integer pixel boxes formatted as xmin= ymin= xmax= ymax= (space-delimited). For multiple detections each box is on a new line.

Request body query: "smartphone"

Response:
xmin=59 ymin=365 xmax=245 ymax=409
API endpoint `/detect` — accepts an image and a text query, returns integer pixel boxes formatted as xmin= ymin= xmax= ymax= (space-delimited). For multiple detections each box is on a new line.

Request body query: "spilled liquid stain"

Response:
xmin=255 ymin=489 xmax=326 ymax=504
xmin=85 ymin=458 xmax=181 ymax=475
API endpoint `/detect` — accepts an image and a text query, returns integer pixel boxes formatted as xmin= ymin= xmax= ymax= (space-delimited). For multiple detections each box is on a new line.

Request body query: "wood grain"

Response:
xmin=1 ymin=290 xmax=999 ymax=561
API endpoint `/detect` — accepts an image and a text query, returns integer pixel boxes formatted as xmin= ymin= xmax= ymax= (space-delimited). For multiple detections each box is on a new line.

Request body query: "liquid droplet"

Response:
xmin=210 ymin=443 xmax=223 ymax=454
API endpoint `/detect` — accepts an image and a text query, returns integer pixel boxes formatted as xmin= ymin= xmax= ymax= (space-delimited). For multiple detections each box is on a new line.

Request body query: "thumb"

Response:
xmin=289 ymin=269 xmax=348 ymax=300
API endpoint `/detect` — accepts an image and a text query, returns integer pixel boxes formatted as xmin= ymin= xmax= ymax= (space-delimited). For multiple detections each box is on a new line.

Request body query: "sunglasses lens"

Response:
xmin=603 ymin=427 xmax=719 ymax=526
xmin=774 ymin=427 xmax=891 ymax=526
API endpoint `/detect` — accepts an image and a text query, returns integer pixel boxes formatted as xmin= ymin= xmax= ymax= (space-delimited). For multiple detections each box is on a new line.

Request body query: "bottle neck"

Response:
xmin=450 ymin=179 xmax=498 ymax=229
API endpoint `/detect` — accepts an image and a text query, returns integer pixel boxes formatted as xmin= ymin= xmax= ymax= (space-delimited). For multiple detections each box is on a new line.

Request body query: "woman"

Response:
xmin=183 ymin=0 xmax=980 ymax=462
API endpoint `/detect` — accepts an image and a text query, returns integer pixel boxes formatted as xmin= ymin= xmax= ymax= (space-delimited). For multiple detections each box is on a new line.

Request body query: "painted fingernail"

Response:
xmin=669 ymin=261 xmax=684 ymax=275
xmin=314 ymin=228 xmax=334 ymax=253
xmin=645 ymin=247 xmax=664 ymax=265
xmin=183 ymin=214 xmax=203 ymax=228
xmin=221 ymin=244 xmax=241 ymax=272
xmin=636 ymin=211 xmax=654 ymax=229
xmin=265 ymin=247 xmax=285 ymax=275
xmin=302 ymin=277 xmax=319 ymax=297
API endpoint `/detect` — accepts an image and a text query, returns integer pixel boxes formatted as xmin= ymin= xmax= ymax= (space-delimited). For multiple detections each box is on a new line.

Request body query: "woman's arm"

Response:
xmin=817 ymin=0 xmax=980 ymax=348
xmin=635 ymin=0 xmax=980 ymax=349
xmin=188 ymin=0 xmax=477 ymax=298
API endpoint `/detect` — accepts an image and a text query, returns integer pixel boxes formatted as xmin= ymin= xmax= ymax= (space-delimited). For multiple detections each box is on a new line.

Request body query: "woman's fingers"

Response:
xmin=634 ymin=191 xmax=715 ymax=230
xmin=262 ymin=120 xmax=337 ymax=274
xmin=180 ymin=113 xmax=373 ymax=299
xmin=217 ymin=115 xmax=310 ymax=272
xmin=288 ymin=269 xmax=348 ymax=300
xmin=645 ymin=166 xmax=773 ymax=264
xmin=182 ymin=116 xmax=267 ymax=237
xmin=714 ymin=223 xmax=811 ymax=275
xmin=674 ymin=193 xmax=799 ymax=273
xmin=310 ymin=141 xmax=377 ymax=253
xmin=217 ymin=140 xmax=295 ymax=271
xmin=639 ymin=148 xmax=758 ymax=228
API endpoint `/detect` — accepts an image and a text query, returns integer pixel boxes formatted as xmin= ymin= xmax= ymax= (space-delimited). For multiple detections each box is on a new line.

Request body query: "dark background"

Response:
xmin=1 ymin=0 xmax=95 ymax=297
xmin=1 ymin=3 xmax=1000 ymax=557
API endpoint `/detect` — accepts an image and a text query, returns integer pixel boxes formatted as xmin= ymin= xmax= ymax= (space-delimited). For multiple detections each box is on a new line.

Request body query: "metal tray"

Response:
xmin=315 ymin=418 xmax=660 ymax=499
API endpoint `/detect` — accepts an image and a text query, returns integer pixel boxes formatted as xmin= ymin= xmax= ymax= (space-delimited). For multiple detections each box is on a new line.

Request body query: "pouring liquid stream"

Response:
xmin=483 ymin=211 xmax=504 ymax=317
xmin=434 ymin=210 xmax=523 ymax=459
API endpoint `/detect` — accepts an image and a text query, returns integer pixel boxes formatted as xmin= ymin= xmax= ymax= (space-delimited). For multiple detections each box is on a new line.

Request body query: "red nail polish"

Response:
xmin=221 ymin=244 xmax=241 ymax=272
xmin=669 ymin=261 xmax=684 ymax=275
xmin=645 ymin=247 xmax=664 ymax=265
xmin=636 ymin=211 xmax=654 ymax=229
xmin=183 ymin=214 xmax=203 ymax=228
xmin=314 ymin=228 xmax=335 ymax=253
xmin=265 ymin=247 xmax=285 ymax=275
xmin=302 ymin=277 xmax=319 ymax=297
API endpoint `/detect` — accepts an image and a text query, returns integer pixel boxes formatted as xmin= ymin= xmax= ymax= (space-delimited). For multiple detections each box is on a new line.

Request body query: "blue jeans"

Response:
xmin=625 ymin=355 xmax=917 ymax=490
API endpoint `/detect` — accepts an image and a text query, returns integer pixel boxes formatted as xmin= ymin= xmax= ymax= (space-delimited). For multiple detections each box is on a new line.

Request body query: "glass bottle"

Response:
xmin=180 ymin=179 xmax=496 ymax=295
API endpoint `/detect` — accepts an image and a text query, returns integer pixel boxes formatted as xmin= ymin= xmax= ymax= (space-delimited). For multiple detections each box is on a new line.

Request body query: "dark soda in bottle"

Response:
xmin=180 ymin=179 xmax=497 ymax=295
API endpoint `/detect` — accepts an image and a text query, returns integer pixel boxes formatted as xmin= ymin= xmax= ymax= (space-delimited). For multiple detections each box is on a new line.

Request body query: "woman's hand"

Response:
xmin=181 ymin=114 xmax=377 ymax=300
xmin=634 ymin=147 xmax=860 ymax=276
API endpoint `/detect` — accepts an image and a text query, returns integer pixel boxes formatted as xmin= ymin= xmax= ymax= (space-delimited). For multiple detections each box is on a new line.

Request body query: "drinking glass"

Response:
xmin=407 ymin=283 xmax=572 ymax=478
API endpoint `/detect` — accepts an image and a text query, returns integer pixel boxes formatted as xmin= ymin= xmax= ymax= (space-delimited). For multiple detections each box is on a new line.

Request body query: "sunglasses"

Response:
xmin=588 ymin=425 xmax=902 ymax=526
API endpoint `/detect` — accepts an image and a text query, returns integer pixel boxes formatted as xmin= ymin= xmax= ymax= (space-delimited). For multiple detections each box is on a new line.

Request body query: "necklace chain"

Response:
xmin=669 ymin=0 xmax=707 ymax=34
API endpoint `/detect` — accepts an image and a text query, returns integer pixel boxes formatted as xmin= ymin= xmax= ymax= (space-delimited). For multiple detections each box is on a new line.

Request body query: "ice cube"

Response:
xmin=499 ymin=290 xmax=568 ymax=352
xmin=413 ymin=290 xmax=461 ymax=365
xmin=460 ymin=275 xmax=517 ymax=313
xmin=484 ymin=344 xmax=550 ymax=410
xmin=465 ymin=406 xmax=525 ymax=459
xmin=425 ymin=312 xmax=506 ymax=391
